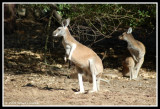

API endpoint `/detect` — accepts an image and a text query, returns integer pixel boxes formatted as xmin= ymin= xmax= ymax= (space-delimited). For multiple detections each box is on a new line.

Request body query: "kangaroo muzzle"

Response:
xmin=119 ymin=35 xmax=123 ymax=40
xmin=52 ymin=31 xmax=58 ymax=37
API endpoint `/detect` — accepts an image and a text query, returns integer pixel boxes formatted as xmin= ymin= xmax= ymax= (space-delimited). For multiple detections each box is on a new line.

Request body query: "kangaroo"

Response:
xmin=122 ymin=57 xmax=135 ymax=80
xmin=52 ymin=18 xmax=109 ymax=94
xmin=119 ymin=27 xmax=146 ymax=80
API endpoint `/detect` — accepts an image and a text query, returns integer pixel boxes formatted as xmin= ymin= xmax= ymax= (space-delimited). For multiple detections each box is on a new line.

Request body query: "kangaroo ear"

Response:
xmin=65 ymin=18 xmax=70 ymax=27
xmin=61 ymin=19 xmax=65 ymax=27
xmin=61 ymin=18 xmax=70 ymax=27
xmin=127 ymin=27 xmax=132 ymax=34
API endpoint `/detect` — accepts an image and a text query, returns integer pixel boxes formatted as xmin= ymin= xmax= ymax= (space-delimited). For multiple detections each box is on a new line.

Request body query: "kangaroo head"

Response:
xmin=119 ymin=27 xmax=133 ymax=41
xmin=52 ymin=18 xmax=70 ymax=37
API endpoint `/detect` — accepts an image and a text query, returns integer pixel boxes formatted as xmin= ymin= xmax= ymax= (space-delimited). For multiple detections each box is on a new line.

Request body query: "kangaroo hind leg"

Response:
xmin=133 ymin=57 xmax=144 ymax=79
xmin=89 ymin=59 xmax=99 ymax=93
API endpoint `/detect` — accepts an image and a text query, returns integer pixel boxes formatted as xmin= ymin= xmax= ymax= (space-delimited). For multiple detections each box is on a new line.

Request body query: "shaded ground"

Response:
xmin=3 ymin=19 xmax=157 ymax=106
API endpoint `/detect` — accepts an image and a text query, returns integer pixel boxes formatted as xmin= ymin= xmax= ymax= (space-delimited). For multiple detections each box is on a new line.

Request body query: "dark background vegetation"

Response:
xmin=4 ymin=3 xmax=157 ymax=75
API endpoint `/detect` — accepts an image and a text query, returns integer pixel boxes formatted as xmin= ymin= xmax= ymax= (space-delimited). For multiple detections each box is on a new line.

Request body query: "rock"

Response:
xmin=103 ymin=73 xmax=119 ymax=79
xmin=150 ymin=75 xmax=156 ymax=79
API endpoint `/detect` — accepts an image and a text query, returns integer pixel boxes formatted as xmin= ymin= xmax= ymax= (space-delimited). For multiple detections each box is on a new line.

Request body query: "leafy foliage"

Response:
xmin=56 ymin=4 xmax=156 ymax=35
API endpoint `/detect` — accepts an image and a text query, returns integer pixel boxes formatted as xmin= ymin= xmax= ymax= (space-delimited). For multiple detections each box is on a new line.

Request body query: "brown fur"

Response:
xmin=122 ymin=57 xmax=135 ymax=77
xmin=61 ymin=28 xmax=103 ymax=76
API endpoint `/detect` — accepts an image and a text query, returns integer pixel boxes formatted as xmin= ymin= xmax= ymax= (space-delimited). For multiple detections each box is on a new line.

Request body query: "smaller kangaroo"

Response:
xmin=119 ymin=27 xmax=146 ymax=80
xmin=122 ymin=57 xmax=135 ymax=80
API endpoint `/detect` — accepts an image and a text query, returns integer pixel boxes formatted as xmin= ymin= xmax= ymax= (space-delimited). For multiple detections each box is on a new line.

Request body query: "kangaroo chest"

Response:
xmin=62 ymin=39 xmax=71 ymax=56
xmin=128 ymin=43 xmax=139 ymax=54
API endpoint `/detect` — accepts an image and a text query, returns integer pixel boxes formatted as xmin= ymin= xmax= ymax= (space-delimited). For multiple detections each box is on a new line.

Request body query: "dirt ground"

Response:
xmin=3 ymin=61 xmax=157 ymax=106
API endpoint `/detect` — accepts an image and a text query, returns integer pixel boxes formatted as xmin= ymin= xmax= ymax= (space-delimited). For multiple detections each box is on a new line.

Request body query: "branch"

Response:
xmin=88 ymin=20 xmax=122 ymax=47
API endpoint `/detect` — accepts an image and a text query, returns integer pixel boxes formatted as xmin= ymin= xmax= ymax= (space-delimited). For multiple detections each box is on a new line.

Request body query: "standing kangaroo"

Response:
xmin=119 ymin=27 xmax=146 ymax=80
xmin=52 ymin=18 xmax=108 ymax=94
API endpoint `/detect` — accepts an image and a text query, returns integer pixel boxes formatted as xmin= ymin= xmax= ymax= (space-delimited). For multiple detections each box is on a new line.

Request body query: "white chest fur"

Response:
xmin=62 ymin=39 xmax=76 ymax=60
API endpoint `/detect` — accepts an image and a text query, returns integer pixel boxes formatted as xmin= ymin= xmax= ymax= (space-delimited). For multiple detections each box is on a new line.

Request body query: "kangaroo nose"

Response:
xmin=119 ymin=35 xmax=122 ymax=40
xmin=52 ymin=31 xmax=57 ymax=36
